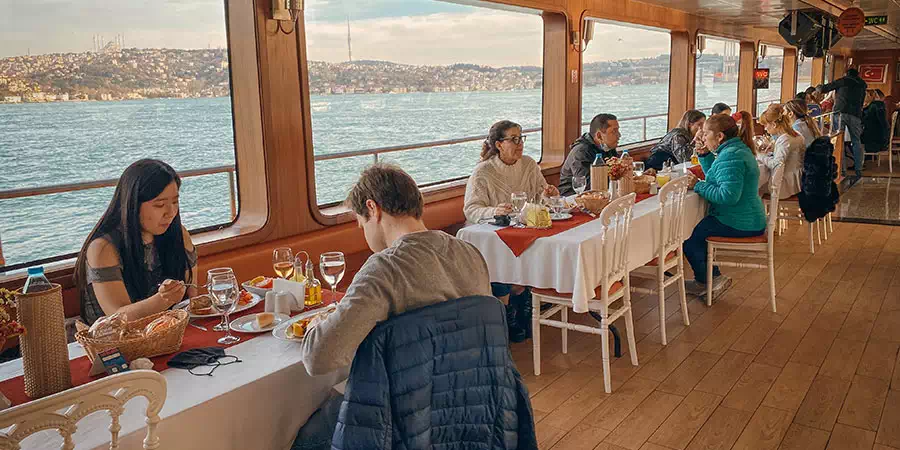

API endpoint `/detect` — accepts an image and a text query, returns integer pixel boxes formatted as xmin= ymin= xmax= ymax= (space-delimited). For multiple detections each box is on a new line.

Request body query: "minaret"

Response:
xmin=347 ymin=15 xmax=352 ymax=63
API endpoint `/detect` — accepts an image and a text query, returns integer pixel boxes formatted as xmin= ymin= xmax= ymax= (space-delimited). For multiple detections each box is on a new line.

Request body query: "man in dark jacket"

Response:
xmin=862 ymin=89 xmax=890 ymax=156
xmin=293 ymin=163 xmax=493 ymax=450
xmin=817 ymin=68 xmax=868 ymax=177
xmin=558 ymin=113 xmax=620 ymax=195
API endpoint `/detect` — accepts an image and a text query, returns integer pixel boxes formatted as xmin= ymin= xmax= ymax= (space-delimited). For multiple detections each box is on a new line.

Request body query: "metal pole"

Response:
xmin=228 ymin=170 xmax=237 ymax=221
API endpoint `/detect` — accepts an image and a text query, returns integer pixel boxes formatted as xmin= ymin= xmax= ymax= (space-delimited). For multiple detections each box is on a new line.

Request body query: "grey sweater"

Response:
xmin=300 ymin=230 xmax=492 ymax=376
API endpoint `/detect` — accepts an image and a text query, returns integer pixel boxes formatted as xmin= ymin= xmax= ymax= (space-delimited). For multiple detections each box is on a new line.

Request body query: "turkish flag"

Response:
xmin=859 ymin=64 xmax=886 ymax=83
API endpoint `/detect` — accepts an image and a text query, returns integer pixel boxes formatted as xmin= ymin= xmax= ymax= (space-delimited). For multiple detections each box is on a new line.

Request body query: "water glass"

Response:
xmin=548 ymin=196 xmax=563 ymax=215
xmin=510 ymin=191 xmax=528 ymax=226
xmin=319 ymin=252 xmax=346 ymax=303
xmin=206 ymin=267 xmax=234 ymax=331
xmin=633 ymin=161 xmax=644 ymax=177
xmin=272 ymin=247 xmax=294 ymax=279
xmin=573 ymin=176 xmax=587 ymax=195
xmin=209 ymin=273 xmax=240 ymax=345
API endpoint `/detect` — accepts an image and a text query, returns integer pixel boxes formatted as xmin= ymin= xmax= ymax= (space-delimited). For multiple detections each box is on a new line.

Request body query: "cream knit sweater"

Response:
xmin=463 ymin=155 xmax=548 ymax=223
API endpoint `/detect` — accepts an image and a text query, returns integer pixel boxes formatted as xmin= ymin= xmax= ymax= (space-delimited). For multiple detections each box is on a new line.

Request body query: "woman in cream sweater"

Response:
xmin=758 ymin=104 xmax=806 ymax=198
xmin=464 ymin=120 xmax=558 ymax=224
xmin=464 ymin=120 xmax=557 ymax=342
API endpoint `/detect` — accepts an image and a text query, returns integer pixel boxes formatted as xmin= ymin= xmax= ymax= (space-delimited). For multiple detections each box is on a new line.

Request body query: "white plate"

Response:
xmin=550 ymin=212 xmax=573 ymax=221
xmin=173 ymin=292 xmax=262 ymax=319
xmin=230 ymin=313 xmax=290 ymax=333
xmin=272 ymin=304 xmax=338 ymax=342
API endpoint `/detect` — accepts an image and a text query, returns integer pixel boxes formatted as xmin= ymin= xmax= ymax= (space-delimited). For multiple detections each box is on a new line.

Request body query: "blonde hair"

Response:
xmin=784 ymin=99 xmax=822 ymax=139
xmin=759 ymin=104 xmax=800 ymax=137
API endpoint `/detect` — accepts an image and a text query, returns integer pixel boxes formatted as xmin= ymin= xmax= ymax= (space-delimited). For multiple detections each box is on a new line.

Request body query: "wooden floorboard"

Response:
xmin=511 ymin=221 xmax=900 ymax=450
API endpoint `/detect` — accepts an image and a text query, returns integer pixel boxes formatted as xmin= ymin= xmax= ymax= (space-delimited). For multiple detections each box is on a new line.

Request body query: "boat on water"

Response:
xmin=1 ymin=0 xmax=900 ymax=449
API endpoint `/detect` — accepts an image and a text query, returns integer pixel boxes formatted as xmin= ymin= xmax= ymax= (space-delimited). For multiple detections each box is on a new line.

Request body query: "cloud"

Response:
xmin=582 ymin=23 xmax=671 ymax=63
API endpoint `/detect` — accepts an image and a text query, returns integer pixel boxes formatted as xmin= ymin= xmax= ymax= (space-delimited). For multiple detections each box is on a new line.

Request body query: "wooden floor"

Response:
xmin=512 ymin=219 xmax=900 ymax=450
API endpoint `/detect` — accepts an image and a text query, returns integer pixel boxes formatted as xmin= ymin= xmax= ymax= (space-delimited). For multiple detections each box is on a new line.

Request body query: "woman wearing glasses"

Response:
xmin=464 ymin=119 xmax=558 ymax=342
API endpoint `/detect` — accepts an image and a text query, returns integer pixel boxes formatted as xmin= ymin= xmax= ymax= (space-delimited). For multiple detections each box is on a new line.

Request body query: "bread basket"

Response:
xmin=633 ymin=175 xmax=655 ymax=194
xmin=75 ymin=309 xmax=188 ymax=365
xmin=575 ymin=190 xmax=611 ymax=214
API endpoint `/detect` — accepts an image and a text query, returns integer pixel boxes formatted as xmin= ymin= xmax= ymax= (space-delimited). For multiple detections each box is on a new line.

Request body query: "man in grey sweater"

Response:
xmin=294 ymin=164 xmax=492 ymax=450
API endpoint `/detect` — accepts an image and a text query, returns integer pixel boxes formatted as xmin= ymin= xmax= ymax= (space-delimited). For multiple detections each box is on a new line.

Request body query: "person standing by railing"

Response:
xmin=558 ymin=113 xmax=620 ymax=196
xmin=817 ymin=68 xmax=868 ymax=178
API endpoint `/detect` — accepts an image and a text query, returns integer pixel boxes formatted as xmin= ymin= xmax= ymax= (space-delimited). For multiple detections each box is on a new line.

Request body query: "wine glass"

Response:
xmin=209 ymin=273 xmax=240 ymax=345
xmin=319 ymin=252 xmax=345 ymax=304
xmin=573 ymin=176 xmax=587 ymax=195
xmin=273 ymin=247 xmax=294 ymax=279
xmin=633 ymin=161 xmax=645 ymax=177
xmin=206 ymin=267 xmax=233 ymax=331
xmin=510 ymin=191 xmax=528 ymax=227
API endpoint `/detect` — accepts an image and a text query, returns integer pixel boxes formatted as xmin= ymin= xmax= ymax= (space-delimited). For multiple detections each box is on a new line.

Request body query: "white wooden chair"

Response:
xmin=0 ymin=370 xmax=167 ymax=450
xmin=768 ymin=170 xmax=821 ymax=253
xmin=630 ymin=176 xmax=691 ymax=346
xmin=531 ymin=193 xmax=639 ymax=393
xmin=707 ymin=174 xmax=779 ymax=312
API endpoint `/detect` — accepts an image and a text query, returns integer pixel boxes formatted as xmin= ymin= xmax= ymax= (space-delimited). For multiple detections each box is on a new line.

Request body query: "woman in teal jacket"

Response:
xmin=684 ymin=114 xmax=767 ymax=298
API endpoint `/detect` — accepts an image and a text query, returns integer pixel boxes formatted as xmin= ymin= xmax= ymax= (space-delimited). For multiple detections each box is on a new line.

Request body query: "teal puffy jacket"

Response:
xmin=694 ymin=137 xmax=767 ymax=232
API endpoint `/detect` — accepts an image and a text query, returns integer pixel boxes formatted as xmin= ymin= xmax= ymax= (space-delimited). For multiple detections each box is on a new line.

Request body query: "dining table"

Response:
xmin=457 ymin=165 xmax=707 ymax=315
xmin=0 ymin=299 xmax=348 ymax=450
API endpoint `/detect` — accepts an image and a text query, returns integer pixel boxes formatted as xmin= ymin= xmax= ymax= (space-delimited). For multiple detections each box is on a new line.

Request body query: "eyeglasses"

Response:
xmin=500 ymin=135 xmax=527 ymax=145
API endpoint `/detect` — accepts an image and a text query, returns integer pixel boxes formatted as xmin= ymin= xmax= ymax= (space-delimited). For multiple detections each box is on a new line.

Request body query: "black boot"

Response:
xmin=511 ymin=289 xmax=534 ymax=339
xmin=506 ymin=302 xmax=527 ymax=343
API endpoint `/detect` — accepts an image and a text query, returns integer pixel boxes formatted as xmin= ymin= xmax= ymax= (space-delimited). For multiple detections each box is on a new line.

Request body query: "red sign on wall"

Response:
xmin=838 ymin=7 xmax=866 ymax=37
xmin=859 ymin=64 xmax=887 ymax=83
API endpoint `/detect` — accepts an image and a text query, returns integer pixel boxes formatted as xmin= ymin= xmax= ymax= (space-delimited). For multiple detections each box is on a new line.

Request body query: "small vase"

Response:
xmin=618 ymin=176 xmax=635 ymax=196
xmin=609 ymin=179 xmax=619 ymax=199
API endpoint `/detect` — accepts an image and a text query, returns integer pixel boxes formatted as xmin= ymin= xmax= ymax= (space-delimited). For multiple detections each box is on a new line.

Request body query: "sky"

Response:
xmin=0 ymin=0 xmax=671 ymax=65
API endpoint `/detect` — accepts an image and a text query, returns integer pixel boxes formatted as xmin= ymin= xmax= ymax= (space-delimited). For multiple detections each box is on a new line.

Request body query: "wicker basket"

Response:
xmin=575 ymin=190 xmax=611 ymax=214
xmin=75 ymin=309 xmax=189 ymax=366
xmin=633 ymin=175 xmax=655 ymax=194
xmin=15 ymin=284 xmax=72 ymax=398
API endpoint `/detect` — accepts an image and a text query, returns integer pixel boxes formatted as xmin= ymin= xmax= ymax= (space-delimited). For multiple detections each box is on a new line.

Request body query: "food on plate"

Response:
xmin=256 ymin=312 xmax=275 ymax=329
xmin=87 ymin=312 xmax=128 ymax=341
xmin=238 ymin=289 xmax=254 ymax=306
xmin=286 ymin=310 xmax=332 ymax=339
xmin=248 ymin=276 xmax=274 ymax=290
xmin=189 ymin=294 xmax=213 ymax=315
xmin=143 ymin=313 xmax=180 ymax=336
xmin=575 ymin=190 xmax=611 ymax=214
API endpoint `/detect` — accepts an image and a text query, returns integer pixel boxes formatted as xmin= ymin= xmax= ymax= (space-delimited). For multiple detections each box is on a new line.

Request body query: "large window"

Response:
xmin=0 ymin=3 xmax=237 ymax=271
xmin=305 ymin=1 xmax=544 ymax=206
xmin=581 ymin=21 xmax=670 ymax=145
xmin=694 ymin=35 xmax=739 ymax=115
xmin=756 ymin=45 xmax=784 ymax=113
xmin=797 ymin=56 xmax=814 ymax=91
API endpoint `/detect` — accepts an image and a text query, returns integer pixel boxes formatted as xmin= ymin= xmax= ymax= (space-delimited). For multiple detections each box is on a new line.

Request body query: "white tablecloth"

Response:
xmin=457 ymin=190 xmax=706 ymax=313
xmin=0 ymin=334 xmax=348 ymax=450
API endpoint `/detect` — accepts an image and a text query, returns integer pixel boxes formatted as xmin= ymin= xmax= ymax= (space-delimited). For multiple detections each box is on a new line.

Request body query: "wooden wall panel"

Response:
xmin=781 ymin=47 xmax=798 ymax=103
xmin=669 ymin=31 xmax=692 ymax=127
xmin=850 ymin=50 xmax=899 ymax=98
xmin=811 ymin=57 xmax=826 ymax=87
xmin=542 ymin=12 xmax=569 ymax=167
xmin=738 ymin=41 xmax=757 ymax=114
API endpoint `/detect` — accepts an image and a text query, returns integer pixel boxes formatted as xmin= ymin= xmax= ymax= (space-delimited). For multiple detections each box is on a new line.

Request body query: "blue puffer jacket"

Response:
xmin=331 ymin=295 xmax=538 ymax=450
xmin=694 ymin=137 xmax=767 ymax=232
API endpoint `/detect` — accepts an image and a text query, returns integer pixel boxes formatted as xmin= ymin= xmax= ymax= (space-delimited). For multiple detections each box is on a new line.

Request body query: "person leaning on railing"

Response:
xmin=463 ymin=119 xmax=558 ymax=343
xmin=74 ymin=159 xmax=199 ymax=326
xmin=682 ymin=115 xmax=767 ymax=301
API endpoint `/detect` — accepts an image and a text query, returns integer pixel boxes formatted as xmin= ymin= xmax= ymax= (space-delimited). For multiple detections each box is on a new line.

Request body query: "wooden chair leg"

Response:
xmin=532 ymin=295 xmax=541 ymax=376
xmin=623 ymin=287 xmax=638 ymax=367
xmin=677 ymin=255 xmax=690 ymax=327
xmin=816 ymin=220 xmax=822 ymax=245
xmin=600 ymin=320 xmax=612 ymax=393
xmin=658 ymin=269 xmax=667 ymax=346
xmin=706 ymin=241 xmax=714 ymax=307
xmin=561 ymin=306 xmax=568 ymax=354
xmin=808 ymin=222 xmax=815 ymax=254
xmin=768 ymin=250 xmax=777 ymax=313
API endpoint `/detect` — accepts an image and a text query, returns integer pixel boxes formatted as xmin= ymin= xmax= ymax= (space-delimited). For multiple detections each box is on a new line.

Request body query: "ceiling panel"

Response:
xmin=634 ymin=0 xmax=900 ymax=49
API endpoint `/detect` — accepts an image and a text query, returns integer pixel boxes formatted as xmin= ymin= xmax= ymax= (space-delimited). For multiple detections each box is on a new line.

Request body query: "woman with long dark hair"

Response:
xmin=75 ymin=159 xmax=198 ymax=325
xmin=645 ymin=110 xmax=706 ymax=171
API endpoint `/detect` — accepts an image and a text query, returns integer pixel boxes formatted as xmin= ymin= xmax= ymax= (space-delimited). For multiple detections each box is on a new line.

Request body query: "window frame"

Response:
xmin=302 ymin=2 xmax=562 ymax=225
xmin=578 ymin=18 xmax=673 ymax=148
xmin=0 ymin=0 xmax=267 ymax=279
xmin=693 ymin=33 xmax=741 ymax=114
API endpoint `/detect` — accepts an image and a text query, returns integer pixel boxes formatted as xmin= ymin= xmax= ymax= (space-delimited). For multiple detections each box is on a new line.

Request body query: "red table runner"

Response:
xmin=0 ymin=293 xmax=342 ymax=406
xmin=497 ymin=193 xmax=654 ymax=257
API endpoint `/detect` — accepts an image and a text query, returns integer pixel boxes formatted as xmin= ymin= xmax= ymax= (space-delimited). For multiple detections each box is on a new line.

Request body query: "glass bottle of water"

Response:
xmin=22 ymin=266 xmax=53 ymax=294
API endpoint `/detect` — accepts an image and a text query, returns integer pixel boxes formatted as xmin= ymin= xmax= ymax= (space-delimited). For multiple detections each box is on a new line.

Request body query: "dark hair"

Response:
xmin=711 ymin=103 xmax=731 ymax=115
xmin=874 ymin=89 xmax=885 ymax=99
xmin=481 ymin=120 xmax=521 ymax=161
xmin=785 ymin=99 xmax=822 ymax=139
xmin=345 ymin=163 xmax=424 ymax=220
xmin=75 ymin=159 xmax=191 ymax=312
xmin=589 ymin=113 xmax=617 ymax=139
xmin=847 ymin=68 xmax=859 ymax=77
xmin=677 ymin=110 xmax=706 ymax=132
xmin=795 ymin=92 xmax=808 ymax=101
xmin=804 ymin=86 xmax=817 ymax=95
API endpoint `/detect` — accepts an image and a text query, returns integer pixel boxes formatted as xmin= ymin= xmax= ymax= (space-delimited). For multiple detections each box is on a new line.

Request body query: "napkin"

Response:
xmin=523 ymin=203 xmax=551 ymax=228
xmin=273 ymin=277 xmax=306 ymax=311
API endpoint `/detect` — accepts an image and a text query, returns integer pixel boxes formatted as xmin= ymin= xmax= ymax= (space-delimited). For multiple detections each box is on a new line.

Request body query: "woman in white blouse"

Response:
xmin=758 ymin=104 xmax=806 ymax=198
xmin=464 ymin=120 xmax=558 ymax=224
xmin=784 ymin=99 xmax=822 ymax=148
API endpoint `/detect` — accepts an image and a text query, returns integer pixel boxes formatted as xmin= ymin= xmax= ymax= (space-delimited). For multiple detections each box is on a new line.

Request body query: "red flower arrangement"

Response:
xmin=0 ymin=288 xmax=25 ymax=341
xmin=606 ymin=157 xmax=633 ymax=181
